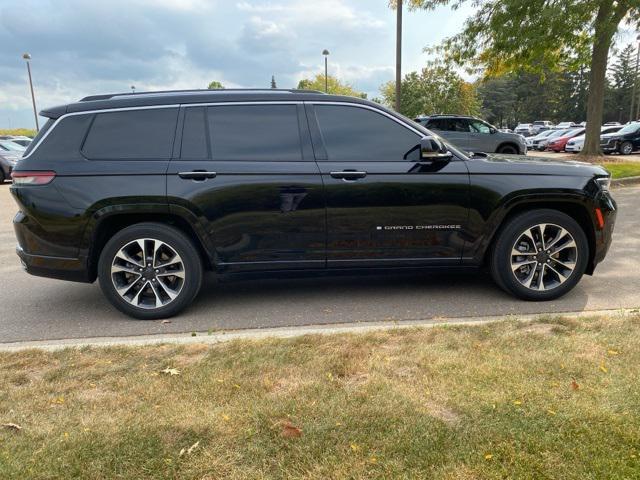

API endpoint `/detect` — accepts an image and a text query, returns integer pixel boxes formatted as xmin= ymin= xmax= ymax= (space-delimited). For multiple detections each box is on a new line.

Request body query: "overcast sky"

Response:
xmin=0 ymin=0 xmax=475 ymax=129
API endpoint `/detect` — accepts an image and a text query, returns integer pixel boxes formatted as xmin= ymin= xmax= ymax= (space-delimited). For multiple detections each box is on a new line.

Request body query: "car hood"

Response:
xmin=600 ymin=132 xmax=621 ymax=139
xmin=467 ymin=152 xmax=609 ymax=177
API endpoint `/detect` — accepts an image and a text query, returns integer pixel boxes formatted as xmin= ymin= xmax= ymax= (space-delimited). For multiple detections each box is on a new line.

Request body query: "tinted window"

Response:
xmin=82 ymin=108 xmax=178 ymax=159
xmin=314 ymin=105 xmax=420 ymax=161
xmin=23 ymin=118 xmax=53 ymax=156
xmin=207 ymin=105 xmax=302 ymax=161
xmin=181 ymin=107 xmax=208 ymax=159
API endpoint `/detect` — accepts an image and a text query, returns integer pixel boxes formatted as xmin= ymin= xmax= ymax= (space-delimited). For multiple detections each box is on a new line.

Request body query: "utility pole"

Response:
xmin=395 ymin=0 xmax=402 ymax=112
xmin=22 ymin=53 xmax=39 ymax=132
xmin=322 ymin=49 xmax=330 ymax=93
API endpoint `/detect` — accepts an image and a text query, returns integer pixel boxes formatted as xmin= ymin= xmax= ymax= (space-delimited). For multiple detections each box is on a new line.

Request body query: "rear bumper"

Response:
xmin=16 ymin=245 xmax=92 ymax=283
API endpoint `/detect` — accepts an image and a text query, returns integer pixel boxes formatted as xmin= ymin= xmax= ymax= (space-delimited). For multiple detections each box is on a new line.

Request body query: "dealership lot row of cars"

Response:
xmin=0 ymin=135 xmax=31 ymax=183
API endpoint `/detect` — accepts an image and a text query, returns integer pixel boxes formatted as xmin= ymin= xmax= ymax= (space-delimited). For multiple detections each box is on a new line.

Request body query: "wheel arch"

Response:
xmin=84 ymin=206 xmax=213 ymax=281
xmin=480 ymin=199 xmax=596 ymax=275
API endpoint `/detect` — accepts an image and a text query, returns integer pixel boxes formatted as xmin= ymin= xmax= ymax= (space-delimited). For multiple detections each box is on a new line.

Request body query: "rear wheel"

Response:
xmin=98 ymin=223 xmax=203 ymax=319
xmin=490 ymin=210 xmax=588 ymax=301
xmin=619 ymin=141 xmax=633 ymax=155
xmin=497 ymin=144 xmax=519 ymax=154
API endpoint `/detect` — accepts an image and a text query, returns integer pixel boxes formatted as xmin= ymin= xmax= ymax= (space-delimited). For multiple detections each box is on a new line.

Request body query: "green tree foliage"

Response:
xmin=297 ymin=74 xmax=366 ymax=98
xmin=407 ymin=0 xmax=640 ymax=155
xmin=381 ymin=65 xmax=480 ymax=118
xmin=207 ymin=81 xmax=224 ymax=89
xmin=609 ymin=44 xmax=638 ymax=121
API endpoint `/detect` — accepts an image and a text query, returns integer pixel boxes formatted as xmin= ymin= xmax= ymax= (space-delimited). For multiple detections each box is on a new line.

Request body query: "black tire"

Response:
xmin=490 ymin=209 xmax=589 ymax=301
xmin=497 ymin=144 xmax=519 ymax=154
xmin=619 ymin=141 xmax=633 ymax=155
xmin=98 ymin=222 xmax=203 ymax=320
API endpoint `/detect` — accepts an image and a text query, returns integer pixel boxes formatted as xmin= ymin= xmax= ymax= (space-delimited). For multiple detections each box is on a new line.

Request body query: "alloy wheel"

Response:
xmin=510 ymin=223 xmax=578 ymax=291
xmin=110 ymin=238 xmax=185 ymax=309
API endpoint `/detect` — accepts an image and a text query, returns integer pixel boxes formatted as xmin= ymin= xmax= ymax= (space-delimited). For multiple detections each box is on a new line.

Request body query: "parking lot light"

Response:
xmin=22 ymin=53 xmax=39 ymax=132
xmin=322 ymin=49 xmax=330 ymax=93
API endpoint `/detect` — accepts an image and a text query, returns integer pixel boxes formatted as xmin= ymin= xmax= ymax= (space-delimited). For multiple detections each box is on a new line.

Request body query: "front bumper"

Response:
xmin=565 ymin=143 xmax=582 ymax=152
xmin=590 ymin=191 xmax=617 ymax=273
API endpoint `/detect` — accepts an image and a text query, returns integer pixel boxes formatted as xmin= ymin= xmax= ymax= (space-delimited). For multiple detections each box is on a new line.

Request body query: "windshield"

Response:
xmin=617 ymin=122 xmax=640 ymax=135
xmin=0 ymin=141 xmax=25 ymax=152
xmin=563 ymin=128 xmax=583 ymax=137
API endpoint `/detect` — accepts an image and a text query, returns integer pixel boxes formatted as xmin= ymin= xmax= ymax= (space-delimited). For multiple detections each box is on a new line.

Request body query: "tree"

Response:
xmin=610 ymin=44 xmax=637 ymax=121
xmin=408 ymin=0 xmax=640 ymax=156
xmin=380 ymin=65 xmax=480 ymax=118
xmin=270 ymin=75 xmax=277 ymax=89
xmin=297 ymin=74 xmax=366 ymax=98
xmin=207 ymin=81 xmax=224 ymax=90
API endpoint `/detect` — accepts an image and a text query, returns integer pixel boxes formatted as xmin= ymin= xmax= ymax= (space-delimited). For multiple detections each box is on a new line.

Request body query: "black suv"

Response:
xmin=11 ymin=90 xmax=616 ymax=319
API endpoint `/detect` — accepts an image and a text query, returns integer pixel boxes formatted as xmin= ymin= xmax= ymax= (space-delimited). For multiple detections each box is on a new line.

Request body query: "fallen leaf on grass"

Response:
xmin=161 ymin=367 xmax=180 ymax=376
xmin=513 ymin=400 xmax=522 ymax=406
xmin=547 ymin=409 xmax=557 ymax=416
xmin=2 ymin=423 xmax=22 ymax=432
xmin=484 ymin=453 xmax=493 ymax=460
xmin=571 ymin=380 xmax=580 ymax=390
xmin=608 ymin=349 xmax=620 ymax=356
xmin=179 ymin=441 xmax=200 ymax=457
xmin=350 ymin=443 xmax=361 ymax=452
xmin=599 ymin=362 xmax=608 ymax=373
xmin=280 ymin=421 xmax=302 ymax=438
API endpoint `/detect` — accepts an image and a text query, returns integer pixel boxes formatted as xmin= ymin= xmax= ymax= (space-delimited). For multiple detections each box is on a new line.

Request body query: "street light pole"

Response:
xmin=395 ymin=0 xmax=402 ymax=113
xmin=630 ymin=34 xmax=640 ymax=122
xmin=322 ymin=49 xmax=330 ymax=93
xmin=131 ymin=85 xmax=136 ymax=94
xmin=22 ymin=53 xmax=39 ymax=132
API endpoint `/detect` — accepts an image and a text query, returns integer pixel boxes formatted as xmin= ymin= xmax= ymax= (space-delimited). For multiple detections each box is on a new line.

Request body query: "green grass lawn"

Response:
xmin=599 ymin=162 xmax=640 ymax=179
xmin=1 ymin=313 xmax=639 ymax=479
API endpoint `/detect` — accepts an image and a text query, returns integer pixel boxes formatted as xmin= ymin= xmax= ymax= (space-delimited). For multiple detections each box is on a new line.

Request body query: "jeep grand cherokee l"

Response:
xmin=11 ymin=90 xmax=616 ymax=319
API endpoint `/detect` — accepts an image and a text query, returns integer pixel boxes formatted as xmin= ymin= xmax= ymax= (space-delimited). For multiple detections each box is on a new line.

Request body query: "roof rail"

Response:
xmin=79 ymin=88 xmax=325 ymax=102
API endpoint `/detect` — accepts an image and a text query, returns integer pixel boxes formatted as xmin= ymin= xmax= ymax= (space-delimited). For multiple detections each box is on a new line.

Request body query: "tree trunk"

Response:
xmin=582 ymin=2 xmax=623 ymax=157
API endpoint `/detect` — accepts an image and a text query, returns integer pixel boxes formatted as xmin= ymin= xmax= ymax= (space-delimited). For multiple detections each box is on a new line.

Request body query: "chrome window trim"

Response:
xmin=22 ymin=100 xmax=422 ymax=160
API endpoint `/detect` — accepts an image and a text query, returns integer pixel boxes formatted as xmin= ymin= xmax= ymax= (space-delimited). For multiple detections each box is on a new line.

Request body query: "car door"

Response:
xmin=166 ymin=103 xmax=326 ymax=272
xmin=466 ymin=119 xmax=495 ymax=153
xmin=306 ymin=102 xmax=469 ymax=268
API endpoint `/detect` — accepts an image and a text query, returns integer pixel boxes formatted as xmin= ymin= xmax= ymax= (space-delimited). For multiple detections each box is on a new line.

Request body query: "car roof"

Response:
xmin=40 ymin=89 xmax=374 ymax=119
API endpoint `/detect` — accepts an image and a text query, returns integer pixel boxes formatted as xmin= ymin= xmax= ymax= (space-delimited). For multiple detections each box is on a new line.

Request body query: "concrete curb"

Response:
xmin=612 ymin=176 xmax=640 ymax=187
xmin=0 ymin=308 xmax=636 ymax=352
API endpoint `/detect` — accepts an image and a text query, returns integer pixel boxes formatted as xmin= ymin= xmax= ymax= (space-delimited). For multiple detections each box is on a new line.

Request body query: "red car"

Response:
xmin=546 ymin=128 xmax=585 ymax=152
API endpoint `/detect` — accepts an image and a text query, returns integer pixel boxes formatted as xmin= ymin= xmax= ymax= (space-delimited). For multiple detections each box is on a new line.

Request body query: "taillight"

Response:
xmin=11 ymin=171 xmax=56 ymax=185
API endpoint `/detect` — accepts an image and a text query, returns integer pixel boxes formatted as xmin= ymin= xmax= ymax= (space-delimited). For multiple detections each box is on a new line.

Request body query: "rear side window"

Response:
xmin=82 ymin=108 xmax=178 ymax=160
xmin=23 ymin=118 xmax=54 ymax=156
xmin=207 ymin=105 xmax=302 ymax=161
xmin=181 ymin=107 xmax=208 ymax=159
xmin=314 ymin=105 xmax=420 ymax=161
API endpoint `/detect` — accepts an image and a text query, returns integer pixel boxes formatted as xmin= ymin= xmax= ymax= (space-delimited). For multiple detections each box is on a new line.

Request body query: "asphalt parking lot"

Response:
xmin=0 ymin=183 xmax=638 ymax=344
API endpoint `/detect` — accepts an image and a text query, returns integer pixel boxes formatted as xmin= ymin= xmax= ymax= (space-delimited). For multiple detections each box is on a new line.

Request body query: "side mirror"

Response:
xmin=420 ymin=136 xmax=452 ymax=161
xmin=489 ymin=127 xmax=497 ymax=134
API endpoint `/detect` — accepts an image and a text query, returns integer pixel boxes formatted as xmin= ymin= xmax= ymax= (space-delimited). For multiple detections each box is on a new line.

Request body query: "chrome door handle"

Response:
xmin=330 ymin=171 xmax=367 ymax=181
xmin=178 ymin=171 xmax=217 ymax=180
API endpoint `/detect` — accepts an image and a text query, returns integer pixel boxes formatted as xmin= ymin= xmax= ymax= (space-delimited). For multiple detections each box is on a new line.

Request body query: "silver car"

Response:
xmin=0 ymin=141 xmax=24 ymax=183
xmin=415 ymin=115 xmax=527 ymax=154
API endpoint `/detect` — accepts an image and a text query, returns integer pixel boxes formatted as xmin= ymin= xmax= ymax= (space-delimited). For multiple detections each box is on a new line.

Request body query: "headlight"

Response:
xmin=595 ymin=177 xmax=611 ymax=192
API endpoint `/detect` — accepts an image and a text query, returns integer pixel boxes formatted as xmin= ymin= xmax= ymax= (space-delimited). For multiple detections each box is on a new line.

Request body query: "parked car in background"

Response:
xmin=526 ymin=129 xmax=555 ymax=149
xmin=547 ymin=128 xmax=585 ymax=152
xmin=514 ymin=123 xmax=534 ymax=136
xmin=415 ymin=115 xmax=527 ymax=154
xmin=498 ymin=128 xmax=513 ymax=133
xmin=565 ymin=125 xmax=623 ymax=153
xmin=555 ymin=122 xmax=576 ymax=130
xmin=0 ymin=141 xmax=24 ymax=183
xmin=600 ymin=121 xmax=640 ymax=155
xmin=532 ymin=121 xmax=554 ymax=134
xmin=536 ymin=129 xmax=572 ymax=151
xmin=603 ymin=122 xmax=622 ymax=127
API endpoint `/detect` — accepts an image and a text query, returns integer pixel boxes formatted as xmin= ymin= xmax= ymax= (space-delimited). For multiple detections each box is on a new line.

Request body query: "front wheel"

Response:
xmin=619 ymin=141 xmax=633 ymax=155
xmin=98 ymin=223 xmax=203 ymax=319
xmin=490 ymin=210 xmax=588 ymax=301
xmin=497 ymin=144 xmax=519 ymax=154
